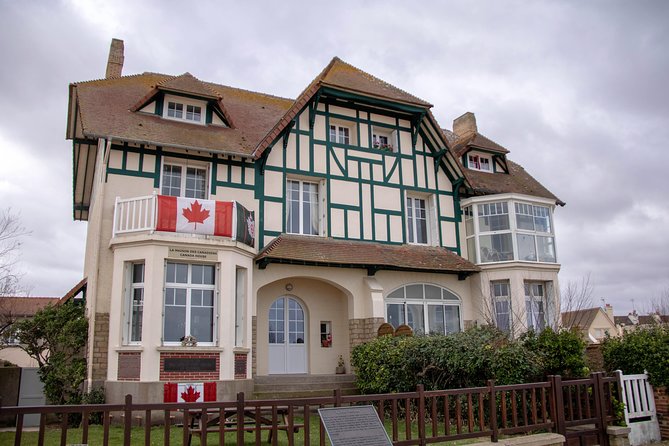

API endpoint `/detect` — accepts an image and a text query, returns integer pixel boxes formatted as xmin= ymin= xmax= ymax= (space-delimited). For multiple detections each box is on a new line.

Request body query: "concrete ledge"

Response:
xmin=466 ymin=433 xmax=565 ymax=446
xmin=503 ymin=433 xmax=565 ymax=446
xmin=607 ymin=426 xmax=631 ymax=436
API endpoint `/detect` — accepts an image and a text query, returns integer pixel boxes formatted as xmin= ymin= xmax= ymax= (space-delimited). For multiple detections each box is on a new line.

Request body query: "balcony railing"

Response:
xmin=113 ymin=194 xmax=156 ymax=237
xmin=112 ymin=194 xmax=256 ymax=248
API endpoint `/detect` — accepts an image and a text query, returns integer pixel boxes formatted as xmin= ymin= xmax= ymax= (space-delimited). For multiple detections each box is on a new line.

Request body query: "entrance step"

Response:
xmin=253 ymin=374 xmax=358 ymax=399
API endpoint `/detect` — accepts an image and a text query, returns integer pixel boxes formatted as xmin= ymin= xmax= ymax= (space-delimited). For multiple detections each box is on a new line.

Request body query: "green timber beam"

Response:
xmin=411 ymin=112 xmax=426 ymax=148
xmin=309 ymin=90 xmax=323 ymax=129
xmin=319 ymin=87 xmax=427 ymax=115
xmin=282 ymin=119 xmax=296 ymax=150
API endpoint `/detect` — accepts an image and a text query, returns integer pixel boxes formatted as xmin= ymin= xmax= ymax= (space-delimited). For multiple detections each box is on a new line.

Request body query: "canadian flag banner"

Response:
xmin=164 ymin=382 xmax=217 ymax=402
xmin=156 ymin=195 xmax=255 ymax=247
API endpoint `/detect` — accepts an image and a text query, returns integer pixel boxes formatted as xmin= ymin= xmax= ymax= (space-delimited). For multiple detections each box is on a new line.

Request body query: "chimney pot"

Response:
xmin=453 ymin=112 xmax=478 ymax=137
xmin=105 ymin=38 xmax=125 ymax=79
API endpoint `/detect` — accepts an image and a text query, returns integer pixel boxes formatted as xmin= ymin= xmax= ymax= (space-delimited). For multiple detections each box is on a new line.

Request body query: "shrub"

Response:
xmin=522 ymin=327 xmax=588 ymax=379
xmin=602 ymin=325 xmax=669 ymax=388
xmin=352 ymin=326 xmax=552 ymax=394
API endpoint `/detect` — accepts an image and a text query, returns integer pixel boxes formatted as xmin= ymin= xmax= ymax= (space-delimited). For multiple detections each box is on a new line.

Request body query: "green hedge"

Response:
xmin=602 ymin=325 xmax=669 ymax=388
xmin=351 ymin=326 xmax=587 ymax=394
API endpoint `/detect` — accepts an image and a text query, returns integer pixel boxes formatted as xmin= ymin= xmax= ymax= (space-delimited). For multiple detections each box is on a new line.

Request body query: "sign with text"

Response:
xmin=168 ymin=247 xmax=218 ymax=261
xmin=318 ymin=406 xmax=392 ymax=446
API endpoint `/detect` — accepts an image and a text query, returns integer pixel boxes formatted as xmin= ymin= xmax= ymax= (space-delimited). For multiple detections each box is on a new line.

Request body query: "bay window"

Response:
xmin=386 ymin=284 xmax=461 ymax=335
xmin=463 ymin=197 xmax=557 ymax=264
xmin=163 ymin=262 xmax=216 ymax=344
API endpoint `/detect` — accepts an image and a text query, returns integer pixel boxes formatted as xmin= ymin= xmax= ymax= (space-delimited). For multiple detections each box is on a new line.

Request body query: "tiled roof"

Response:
xmin=320 ymin=57 xmax=431 ymax=107
xmin=255 ymin=234 xmax=480 ymax=275
xmin=614 ymin=314 xmax=669 ymax=325
xmin=461 ymin=159 xmax=564 ymax=205
xmin=72 ymin=73 xmax=293 ymax=156
xmin=157 ymin=72 xmax=220 ymax=99
xmin=452 ymin=132 xmax=510 ymax=157
xmin=253 ymin=57 xmax=433 ymax=157
xmin=0 ymin=296 xmax=59 ymax=317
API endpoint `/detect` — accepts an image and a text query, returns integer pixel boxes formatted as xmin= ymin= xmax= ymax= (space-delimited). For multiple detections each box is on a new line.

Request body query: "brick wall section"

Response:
xmin=654 ymin=386 xmax=669 ymax=440
xmin=234 ymin=353 xmax=248 ymax=379
xmin=251 ymin=316 xmax=257 ymax=377
xmin=117 ymin=352 xmax=141 ymax=381
xmin=159 ymin=352 xmax=219 ymax=381
xmin=349 ymin=317 xmax=384 ymax=349
xmin=92 ymin=313 xmax=109 ymax=381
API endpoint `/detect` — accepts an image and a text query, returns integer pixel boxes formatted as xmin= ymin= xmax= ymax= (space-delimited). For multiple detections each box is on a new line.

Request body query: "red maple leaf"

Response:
xmin=181 ymin=386 xmax=201 ymax=403
xmin=182 ymin=200 xmax=210 ymax=229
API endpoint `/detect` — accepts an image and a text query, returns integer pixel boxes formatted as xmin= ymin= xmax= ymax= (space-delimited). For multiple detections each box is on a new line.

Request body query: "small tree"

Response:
xmin=11 ymin=300 xmax=88 ymax=405
xmin=0 ymin=208 xmax=29 ymax=297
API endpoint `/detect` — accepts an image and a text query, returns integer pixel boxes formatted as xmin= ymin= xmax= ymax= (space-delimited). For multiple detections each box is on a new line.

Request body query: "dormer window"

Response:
xmin=163 ymin=94 xmax=205 ymax=124
xmin=468 ymin=154 xmax=492 ymax=172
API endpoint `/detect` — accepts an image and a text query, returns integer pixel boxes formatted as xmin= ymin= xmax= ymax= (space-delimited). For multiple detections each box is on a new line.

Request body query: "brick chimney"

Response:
xmin=453 ymin=112 xmax=478 ymax=137
xmin=605 ymin=303 xmax=614 ymax=321
xmin=105 ymin=38 xmax=124 ymax=79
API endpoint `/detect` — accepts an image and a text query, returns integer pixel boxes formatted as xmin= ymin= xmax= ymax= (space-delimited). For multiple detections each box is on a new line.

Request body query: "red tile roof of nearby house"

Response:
xmin=0 ymin=297 xmax=59 ymax=317
xmin=255 ymin=234 xmax=480 ymax=275
xmin=614 ymin=313 xmax=669 ymax=326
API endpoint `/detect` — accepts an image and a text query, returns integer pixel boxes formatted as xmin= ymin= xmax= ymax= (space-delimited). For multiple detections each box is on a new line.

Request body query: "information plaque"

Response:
xmin=318 ymin=406 xmax=392 ymax=446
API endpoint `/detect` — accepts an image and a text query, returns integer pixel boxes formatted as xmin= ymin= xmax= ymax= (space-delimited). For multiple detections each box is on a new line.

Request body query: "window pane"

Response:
xmin=478 ymin=202 xmax=509 ymax=232
xmin=517 ymin=233 xmax=537 ymax=261
xmin=495 ymin=300 xmax=511 ymax=332
xmin=537 ymin=236 xmax=556 ymax=262
xmin=442 ymin=289 xmax=459 ymax=300
xmin=131 ymin=288 xmax=143 ymax=342
xmin=407 ymin=304 xmax=425 ymax=334
xmin=387 ymin=303 xmax=405 ymax=328
xmin=533 ymin=206 xmax=552 ymax=233
xmin=464 ymin=206 xmax=474 ymax=236
xmin=175 ymin=263 xmax=188 ymax=283
xmin=444 ymin=306 xmax=460 ymax=334
xmin=405 ymin=284 xmax=423 ymax=299
xmin=425 ymin=285 xmax=441 ymax=299
xmin=191 ymin=307 xmax=213 ymax=342
xmin=162 ymin=164 xmax=182 ymax=197
xmin=515 ymin=203 xmax=535 ymax=231
xmin=185 ymin=167 xmax=206 ymax=199
xmin=479 ymin=233 xmax=513 ymax=262
xmin=132 ymin=264 xmax=144 ymax=283
xmin=164 ymin=306 xmax=186 ymax=342
xmin=428 ymin=305 xmax=445 ymax=334
xmin=387 ymin=288 xmax=404 ymax=300
xmin=269 ymin=298 xmax=285 ymax=344
xmin=329 ymin=125 xmax=337 ymax=142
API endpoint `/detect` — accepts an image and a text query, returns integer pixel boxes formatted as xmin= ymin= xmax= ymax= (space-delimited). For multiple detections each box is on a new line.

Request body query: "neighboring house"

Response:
xmin=614 ymin=310 xmax=669 ymax=333
xmin=562 ymin=304 xmax=618 ymax=343
xmin=65 ymin=39 xmax=564 ymax=403
xmin=0 ymin=297 xmax=60 ymax=367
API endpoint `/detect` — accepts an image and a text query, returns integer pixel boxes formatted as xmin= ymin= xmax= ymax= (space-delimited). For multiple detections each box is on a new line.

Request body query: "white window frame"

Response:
xmin=514 ymin=202 xmax=556 ymax=263
xmin=525 ymin=281 xmax=548 ymax=333
xmin=491 ymin=281 xmax=512 ymax=333
xmin=160 ymin=158 xmax=209 ymax=199
xmin=163 ymin=262 xmax=218 ymax=346
xmin=461 ymin=194 xmax=558 ymax=265
xmin=468 ymin=153 xmax=492 ymax=172
xmin=372 ymin=126 xmax=397 ymax=152
xmin=385 ymin=284 xmax=462 ymax=335
xmin=329 ymin=123 xmax=351 ymax=145
xmin=123 ymin=262 xmax=145 ymax=345
xmin=406 ymin=195 xmax=429 ymax=245
xmin=234 ymin=267 xmax=247 ymax=347
xmin=163 ymin=94 xmax=206 ymax=125
xmin=286 ymin=179 xmax=320 ymax=236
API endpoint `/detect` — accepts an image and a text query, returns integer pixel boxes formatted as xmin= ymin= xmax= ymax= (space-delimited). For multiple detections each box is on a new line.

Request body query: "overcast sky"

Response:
xmin=1 ymin=0 xmax=667 ymax=315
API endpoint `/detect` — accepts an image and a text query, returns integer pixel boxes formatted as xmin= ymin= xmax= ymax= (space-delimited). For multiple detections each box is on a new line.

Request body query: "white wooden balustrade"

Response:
xmin=113 ymin=194 xmax=156 ymax=237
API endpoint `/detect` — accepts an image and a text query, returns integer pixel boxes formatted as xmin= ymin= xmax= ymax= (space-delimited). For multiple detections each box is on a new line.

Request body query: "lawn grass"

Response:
xmin=0 ymin=418 xmax=492 ymax=446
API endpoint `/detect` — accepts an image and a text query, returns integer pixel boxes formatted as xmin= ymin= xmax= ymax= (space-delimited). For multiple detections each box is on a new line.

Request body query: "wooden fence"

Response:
xmin=0 ymin=372 xmax=620 ymax=446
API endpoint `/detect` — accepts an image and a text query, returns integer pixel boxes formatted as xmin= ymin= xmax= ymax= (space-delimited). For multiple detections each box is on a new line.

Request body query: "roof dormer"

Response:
xmin=131 ymin=72 xmax=235 ymax=128
xmin=451 ymin=112 xmax=510 ymax=174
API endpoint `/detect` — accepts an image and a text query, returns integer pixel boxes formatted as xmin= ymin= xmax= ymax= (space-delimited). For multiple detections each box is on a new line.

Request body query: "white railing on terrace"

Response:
xmin=618 ymin=370 xmax=657 ymax=423
xmin=113 ymin=194 xmax=156 ymax=237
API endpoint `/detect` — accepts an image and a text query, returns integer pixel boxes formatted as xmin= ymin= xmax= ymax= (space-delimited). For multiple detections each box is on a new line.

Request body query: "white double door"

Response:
xmin=268 ymin=296 xmax=307 ymax=374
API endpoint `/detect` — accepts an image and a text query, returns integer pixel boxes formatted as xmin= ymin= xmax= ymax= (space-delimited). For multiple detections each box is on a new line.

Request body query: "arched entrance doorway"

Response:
xmin=268 ymin=296 xmax=307 ymax=374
